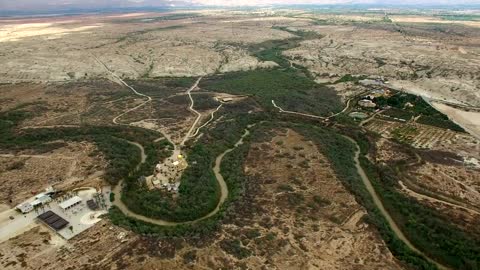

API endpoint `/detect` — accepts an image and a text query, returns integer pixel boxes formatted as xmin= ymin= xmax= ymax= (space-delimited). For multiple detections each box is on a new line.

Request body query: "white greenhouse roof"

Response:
xmin=59 ymin=196 xmax=82 ymax=210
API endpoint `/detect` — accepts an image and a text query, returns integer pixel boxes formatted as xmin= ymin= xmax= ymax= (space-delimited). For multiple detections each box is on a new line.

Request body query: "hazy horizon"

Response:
xmin=1 ymin=0 xmax=480 ymax=14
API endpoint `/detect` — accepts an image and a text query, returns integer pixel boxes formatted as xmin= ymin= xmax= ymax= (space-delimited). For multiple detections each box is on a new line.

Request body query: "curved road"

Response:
xmin=345 ymin=136 xmax=449 ymax=270
xmin=270 ymin=97 xmax=448 ymax=269
xmin=112 ymin=128 xmax=251 ymax=226
xmin=271 ymin=98 xmax=351 ymax=120
xmin=93 ymin=54 xmax=152 ymax=126
xmin=191 ymin=103 xmax=223 ymax=137
xmin=93 ymin=63 xmax=250 ymax=226
xmin=399 ymin=180 xmax=480 ymax=216
xmin=271 ymin=100 xmax=325 ymax=120
xmin=180 ymin=77 xmax=203 ymax=146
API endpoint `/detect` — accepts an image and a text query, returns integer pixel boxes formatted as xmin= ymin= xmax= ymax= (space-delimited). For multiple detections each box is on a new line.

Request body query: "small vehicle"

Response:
xmin=9 ymin=216 xmax=14 ymax=220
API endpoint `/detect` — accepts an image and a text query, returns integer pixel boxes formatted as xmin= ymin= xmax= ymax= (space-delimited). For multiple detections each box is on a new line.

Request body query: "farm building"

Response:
xmin=31 ymin=194 xmax=52 ymax=206
xmin=16 ymin=202 xmax=33 ymax=214
xmin=59 ymin=196 xmax=82 ymax=210
xmin=16 ymin=193 xmax=52 ymax=213
xmin=358 ymin=99 xmax=377 ymax=108
xmin=349 ymin=112 xmax=369 ymax=119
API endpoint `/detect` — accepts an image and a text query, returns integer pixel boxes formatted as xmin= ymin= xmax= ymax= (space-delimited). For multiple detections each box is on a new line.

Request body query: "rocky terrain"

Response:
xmin=1 ymin=8 xmax=480 ymax=270
xmin=0 ymin=128 xmax=402 ymax=270
xmin=283 ymin=19 xmax=480 ymax=107
xmin=0 ymin=12 xmax=292 ymax=82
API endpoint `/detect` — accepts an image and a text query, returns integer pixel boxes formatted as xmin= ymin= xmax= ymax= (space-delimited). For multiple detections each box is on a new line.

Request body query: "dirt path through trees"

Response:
xmin=111 ymin=127 xmax=251 ymax=226
xmin=344 ymin=136 xmax=449 ymax=270
xmin=96 ymin=59 xmax=248 ymax=226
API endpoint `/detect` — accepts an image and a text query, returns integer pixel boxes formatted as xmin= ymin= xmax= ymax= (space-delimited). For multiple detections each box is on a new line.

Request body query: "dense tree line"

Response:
xmin=248 ymin=26 xmax=321 ymax=70
xmin=376 ymin=93 xmax=464 ymax=132
xmin=120 ymin=110 xmax=261 ymax=222
xmin=122 ymin=144 xmax=220 ymax=222
xmin=0 ymin=105 xmax=171 ymax=185
xmin=188 ymin=93 xmax=220 ymax=111
xmin=200 ymin=69 xmax=342 ymax=117
xmin=361 ymin=152 xmax=480 ymax=269
xmin=294 ymin=123 xmax=437 ymax=270
xmin=309 ymin=118 xmax=479 ymax=269
xmin=109 ymin=114 xmax=256 ymax=235
xmin=200 ymin=26 xmax=341 ymax=117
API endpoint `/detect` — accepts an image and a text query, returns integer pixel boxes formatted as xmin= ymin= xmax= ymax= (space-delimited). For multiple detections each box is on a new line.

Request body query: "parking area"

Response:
xmin=0 ymin=187 xmax=109 ymax=242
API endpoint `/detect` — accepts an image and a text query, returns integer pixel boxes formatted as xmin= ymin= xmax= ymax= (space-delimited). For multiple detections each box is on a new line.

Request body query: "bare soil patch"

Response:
xmin=0 ymin=142 xmax=106 ymax=206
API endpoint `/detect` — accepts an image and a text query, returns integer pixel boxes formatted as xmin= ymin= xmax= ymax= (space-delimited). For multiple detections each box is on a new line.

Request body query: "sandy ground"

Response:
xmin=283 ymin=20 xmax=480 ymax=107
xmin=0 ymin=128 xmax=403 ymax=270
xmin=390 ymin=16 xmax=480 ymax=29
xmin=0 ymin=23 xmax=103 ymax=43
xmin=1 ymin=9 xmax=479 ymax=269
xmin=1 ymin=10 xmax=478 ymax=109
xmin=432 ymin=102 xmax=480 ymax=140
xmin=370 ymin=120 xmax=480 ymax=238
xmin=0 ymin=142 xmax=106 ymax=206
xmin=0 ymin=11 xmax=291 ymax=82
xmin=238 ymin=128 xmax=402 ymax=269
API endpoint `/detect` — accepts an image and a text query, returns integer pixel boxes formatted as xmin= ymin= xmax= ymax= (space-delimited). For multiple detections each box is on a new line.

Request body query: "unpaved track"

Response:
xmin=128 ymin=141 xmax=146 ymax=170
xmin=270 ymin=102 xmax=449 ymax=269
xmin=0 ymin=154 xmax=75 ymax=159
xmin=93 ymin=55 xmax=152 ymax=125
xmin=20 ymin=124 xmax=81 ymax=129
xmin=93 ymin=62 xmax=245 ymax=226
xmin=112 ymin=127 xmax=251 ymax=226
xmin=112 ymin=99 xmax=151 ymax=125
xmin=211 ymin=128 xmax=250 ymax=217
xmin=191 ymin=104 xmax=223 ymax=137
xmin=271 ymin=100 xmax=325 ymax=120
xmin=344 ymin=137 xmax=449 ymax=270
xmin=180 ymin=77 xmax=202 ymax=146
xmin=272 ymin=98 xmax=350 ymax=120
xmin=399 ymin=180 xmax=480 ymax=216
xmin=327 ymin=98 xmax=351 ymax=119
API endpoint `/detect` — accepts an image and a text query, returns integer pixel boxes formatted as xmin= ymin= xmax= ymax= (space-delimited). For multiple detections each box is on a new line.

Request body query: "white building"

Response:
xmin=59 ymin=196 xmax=82 ymax=210
xmin=34 ymin=194 xmax=52 ymax=205
xmin=358 ymin=99 xmax=377 ymax=108
xmin=16 ymin=194 xmax=52 ymax=213
xmin=16 ymin=202 xmax=33 ymax=214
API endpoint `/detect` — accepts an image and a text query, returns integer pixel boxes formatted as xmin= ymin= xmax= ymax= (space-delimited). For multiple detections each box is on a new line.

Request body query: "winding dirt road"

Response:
xmin=111 ymin=127 xmax=251 ymax=226
xmin=191 ymin=103 xmax=223 ymax=137
xmin=271 ymin=98 xmax=351 ymax=120
xmin=180 ymin=77 xmax=203 ymax=146
xmin=399 ymin=180 xmax=480 ymax=216
xmin=93 ymin=54 xmax=152 ymax=125
xmin=269 ymin=99 xmax=449 ymax=269
xmin=271 ymin=100 xmax=326 ymax=120
xmin=345 ymin=137 xmax=449 ymax=270
xmin=94 ymin=58 xmax=249 ymax=226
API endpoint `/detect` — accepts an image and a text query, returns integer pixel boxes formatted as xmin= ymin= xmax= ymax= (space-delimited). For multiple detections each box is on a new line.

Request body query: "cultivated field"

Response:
xmin=365 ymin=118 xmax=458 ymax=149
